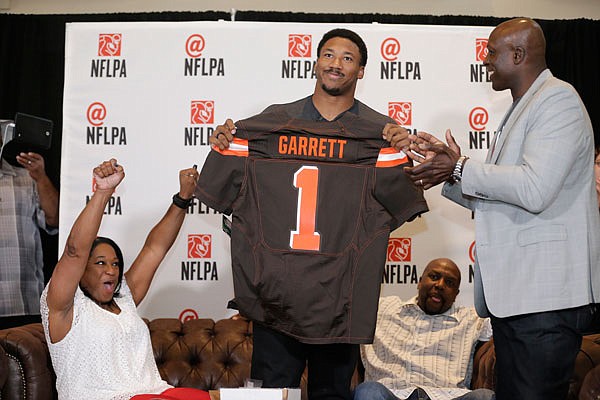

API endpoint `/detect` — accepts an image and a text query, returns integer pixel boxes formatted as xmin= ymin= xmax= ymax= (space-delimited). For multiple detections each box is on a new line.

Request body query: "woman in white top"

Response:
xmin=41 ymin=159 xmax=210 ymax=400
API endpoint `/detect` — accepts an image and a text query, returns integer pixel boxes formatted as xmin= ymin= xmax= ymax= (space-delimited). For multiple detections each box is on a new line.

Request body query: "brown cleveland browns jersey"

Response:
xmin=195 ymin=110 xmax=428 ymax=344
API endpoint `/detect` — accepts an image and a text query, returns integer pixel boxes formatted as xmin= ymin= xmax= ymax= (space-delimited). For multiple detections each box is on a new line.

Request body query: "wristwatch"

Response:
xmin=451 ymin=156 xmax=469 ymax=183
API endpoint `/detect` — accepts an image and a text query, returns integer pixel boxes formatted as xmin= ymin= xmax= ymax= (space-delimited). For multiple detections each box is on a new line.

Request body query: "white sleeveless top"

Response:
xmin=40 ymin=279 xmax=172 ymax=400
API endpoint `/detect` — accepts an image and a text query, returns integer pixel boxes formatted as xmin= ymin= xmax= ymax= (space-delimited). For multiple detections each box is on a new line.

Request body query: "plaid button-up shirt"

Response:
xmin=0 ymin=161 xmax=56 ymax=317
xmin=361 ymin=296 xmax=492 ymax=400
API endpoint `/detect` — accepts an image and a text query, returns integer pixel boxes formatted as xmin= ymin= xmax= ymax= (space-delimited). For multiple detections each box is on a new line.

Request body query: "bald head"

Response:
xmin=484 ymin=18 xmax=547 ymax=99
xmin=422 ymin=258 xmax=461 ymax=280
xmin=417 ymin=258 xmax=461 ymax=314
xmin=494 ymin=18 xmax=546 ymax=69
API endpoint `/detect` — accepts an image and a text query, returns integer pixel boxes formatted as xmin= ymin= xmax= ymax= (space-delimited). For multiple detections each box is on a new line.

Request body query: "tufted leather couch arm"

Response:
xmin=577 ymin=334 xmax=600 ymax=400
xmin=0 ymin=344 xmax=8 ymax=394
xmin=1 ymin=320 xmax=599 ymax=400
xmin=471 ymin=339 xmax=496 ymax=390
xmin=0 ymin=323 xmax=56 ymax=400
xmin=148 ymin=318 xmax=253 ymax=390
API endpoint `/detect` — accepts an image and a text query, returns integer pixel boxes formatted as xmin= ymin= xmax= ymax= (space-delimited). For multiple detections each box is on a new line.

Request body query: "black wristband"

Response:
xmin=172 ymin=193 xmax=192 ymax=209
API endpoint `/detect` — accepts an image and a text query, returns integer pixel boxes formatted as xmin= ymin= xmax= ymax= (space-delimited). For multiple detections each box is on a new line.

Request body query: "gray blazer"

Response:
xmin=442 ymin=69 xmax=600 ymax=318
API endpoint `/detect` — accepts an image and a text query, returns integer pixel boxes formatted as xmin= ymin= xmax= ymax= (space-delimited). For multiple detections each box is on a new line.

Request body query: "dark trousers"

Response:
xmin=491 ymin=305 xmax=594 ymax=400
xmin=251 ymin=322 xmax=359 ymax=400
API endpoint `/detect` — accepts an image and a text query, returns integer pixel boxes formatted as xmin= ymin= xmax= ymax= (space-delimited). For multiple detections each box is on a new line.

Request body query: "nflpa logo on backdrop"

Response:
xmin=87 ymin=102 xmax=107 ymax=126
xmin=388 ymin=102 xmax=412 ymax=126
xmin=190 ymin=100 xmax=214 ymax=124
xmin=179 ymin=308 xmax=199 ymax=322
xmin=186 ymin=34 xmax=205 ymax=58
xmin=288 ymin=34 xmax=312 ymax=58
xmin=98 ymin=34 xmax=122 ymax=56
xmin=469 ymin=241 xmax=477 ymax=263
xmin=469 ymin=106 xmax=489 ymax=130
xmin=387 ymin=238 xmax=411 ymax=262
xmin=381 ymin=37 xmax=401 ymax=61
xmin=188 ymin=234 xmax=212 ymax=258
xmin=475 ymin=38 xmax=488 ymax=62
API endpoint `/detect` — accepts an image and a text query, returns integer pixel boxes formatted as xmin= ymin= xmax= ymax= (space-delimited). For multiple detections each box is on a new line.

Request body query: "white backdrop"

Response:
xmin=60 ymin=21 xmax=511 ymax=322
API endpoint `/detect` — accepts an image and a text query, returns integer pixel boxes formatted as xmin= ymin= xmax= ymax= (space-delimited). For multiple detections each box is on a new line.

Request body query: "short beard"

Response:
xmin=321 ymin=83 xmax=342 ymax=96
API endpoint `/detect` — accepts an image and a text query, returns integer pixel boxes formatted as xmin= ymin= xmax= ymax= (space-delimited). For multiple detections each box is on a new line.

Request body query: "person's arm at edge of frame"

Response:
xmin=17 ymin=151 xmax=59 ymax=228
xmin=124 ymin=165 xmax=199 ymax=306
xmin=45 ymin=159 xmax=124 ymax=343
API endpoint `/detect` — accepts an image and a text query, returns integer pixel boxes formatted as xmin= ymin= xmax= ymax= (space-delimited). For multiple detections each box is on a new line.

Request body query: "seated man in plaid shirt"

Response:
xmin=356 ymin=258 xmax=495 ymax=400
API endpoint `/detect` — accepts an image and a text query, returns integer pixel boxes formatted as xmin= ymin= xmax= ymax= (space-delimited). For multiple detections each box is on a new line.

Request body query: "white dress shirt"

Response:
xmin=361 ymin=296 xmax=492 ymax=400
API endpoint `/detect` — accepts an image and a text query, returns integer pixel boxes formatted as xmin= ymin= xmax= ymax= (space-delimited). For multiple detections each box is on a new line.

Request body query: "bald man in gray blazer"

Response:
xmin=390 ymin=18 xmax=599 ymax=400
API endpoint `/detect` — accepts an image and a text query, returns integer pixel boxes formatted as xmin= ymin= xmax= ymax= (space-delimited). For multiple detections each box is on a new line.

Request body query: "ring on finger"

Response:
xmin=28 ymin=160 xmax=32 ymax=165
xmin=419 ymin=179 xmax=423 ymax=186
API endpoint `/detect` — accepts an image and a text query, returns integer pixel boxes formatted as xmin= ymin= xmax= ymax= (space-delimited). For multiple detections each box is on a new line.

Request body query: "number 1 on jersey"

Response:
xmin=290 ymin=166 xmax=321 ymax=251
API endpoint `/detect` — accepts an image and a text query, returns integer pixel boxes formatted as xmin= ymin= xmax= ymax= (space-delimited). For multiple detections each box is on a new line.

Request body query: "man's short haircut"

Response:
xmin=317 ymin=28 xmax=368 ymax=67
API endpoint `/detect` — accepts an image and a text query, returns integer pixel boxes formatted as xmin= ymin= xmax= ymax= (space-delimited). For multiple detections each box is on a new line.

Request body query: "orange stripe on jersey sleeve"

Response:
xmin=211 ymin=138 xmax=249 ymax=157
xmin=376 ymin=147 xmax=408 ymax=167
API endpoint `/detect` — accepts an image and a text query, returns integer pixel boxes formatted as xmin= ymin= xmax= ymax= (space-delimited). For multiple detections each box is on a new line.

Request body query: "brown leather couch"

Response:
xmin=1 ymin=318 xmax=599 ymax=400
